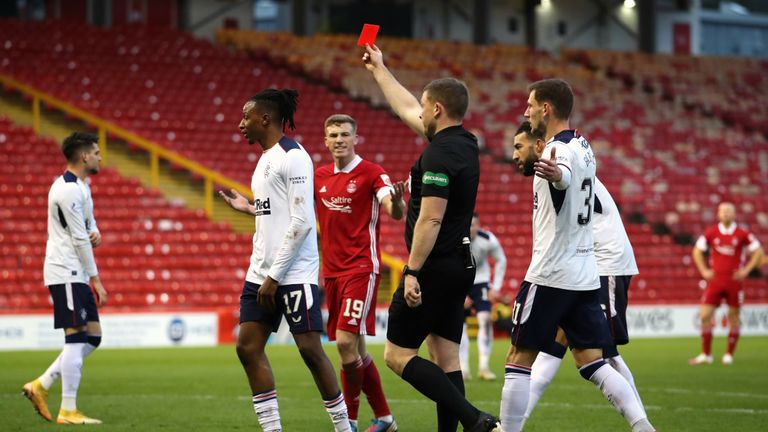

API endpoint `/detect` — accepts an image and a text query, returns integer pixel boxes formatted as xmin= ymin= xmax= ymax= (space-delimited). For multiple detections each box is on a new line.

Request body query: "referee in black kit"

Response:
xmin=363 ymin=44 xmax=499 ymax=432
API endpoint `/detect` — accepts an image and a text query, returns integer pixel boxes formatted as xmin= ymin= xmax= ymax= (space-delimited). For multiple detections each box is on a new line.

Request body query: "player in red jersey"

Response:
xmin=315 ymin=114 xmax=406 ymax=432
xmin=690 ymin=202 xmax=763 ymax=365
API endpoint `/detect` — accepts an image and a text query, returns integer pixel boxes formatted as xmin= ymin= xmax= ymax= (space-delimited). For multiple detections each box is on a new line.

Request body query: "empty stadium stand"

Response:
xmin=1 ymin=20 xmax=765 ymax=309
xmin=0 ymin=117 xmax=250 ymax=310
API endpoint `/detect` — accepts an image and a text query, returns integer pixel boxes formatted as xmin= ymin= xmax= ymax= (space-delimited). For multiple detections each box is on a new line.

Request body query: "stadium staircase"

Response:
xmin=0 ymin=115 xmax=251 ymax=311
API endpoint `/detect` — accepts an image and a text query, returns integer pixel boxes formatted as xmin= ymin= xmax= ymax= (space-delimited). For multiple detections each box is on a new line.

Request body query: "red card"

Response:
xmin=357 ymin=24 xmax=380 ymax=47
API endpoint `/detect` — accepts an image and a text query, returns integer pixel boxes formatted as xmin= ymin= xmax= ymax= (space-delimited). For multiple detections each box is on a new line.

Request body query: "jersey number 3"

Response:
xmin=577 ymin=178 xmax=593 ymax=225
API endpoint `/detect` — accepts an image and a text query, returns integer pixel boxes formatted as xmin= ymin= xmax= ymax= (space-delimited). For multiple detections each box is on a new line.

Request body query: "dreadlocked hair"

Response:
xmin=249 ymin=88 xmax=299 ymax=131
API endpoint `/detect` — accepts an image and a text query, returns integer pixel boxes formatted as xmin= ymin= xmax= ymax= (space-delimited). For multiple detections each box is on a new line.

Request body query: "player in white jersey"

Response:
xmin=22 ymin=132 xmax=107 ymax=425
xmin=219 ymin=89 xmax=350 ymax=432
xmin=459 ymin=213 xmax=506 ymax=381
xmin=509 ymin=131 xmax=647 ymax=424
xmin=499 ymin=81 xmax=654 ymax=432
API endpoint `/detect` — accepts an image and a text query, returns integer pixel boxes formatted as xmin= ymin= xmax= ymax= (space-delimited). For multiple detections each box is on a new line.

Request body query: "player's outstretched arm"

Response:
xmin=219 ymin=189 xmax=255 ymax=215
xmin=381 ymin=180 xmax=406 ymax=220
xmin=362 ymin=44 xmax=425 ymax=136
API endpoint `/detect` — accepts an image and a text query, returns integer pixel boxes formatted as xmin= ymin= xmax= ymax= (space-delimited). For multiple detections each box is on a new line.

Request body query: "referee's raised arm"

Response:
xmin=363 ymin=52 xmax=498 ymax=430
xmin=362 ymin=44 xmax=425 ymax=137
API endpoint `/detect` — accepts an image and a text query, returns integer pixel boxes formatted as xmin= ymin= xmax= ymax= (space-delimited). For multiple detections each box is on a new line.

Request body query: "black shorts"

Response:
xmin=49 ymin=283 xmax=100 ymax=329
xmin=240 ymin=281 xmax=323 ymax=334
xmin=510 ymin=281 xmax=610 ymax=351
xmin=468 ymin=282 xmax=492 ymax=313
xmin=387 ymin=254 xmax=474 ymax=349
xmin=599 ymin=275 xmax=632 ymax=356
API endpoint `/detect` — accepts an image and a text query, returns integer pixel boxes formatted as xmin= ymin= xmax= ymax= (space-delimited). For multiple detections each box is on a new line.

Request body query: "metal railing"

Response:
xmin=0 ymin=73 xmax=405 ymax=294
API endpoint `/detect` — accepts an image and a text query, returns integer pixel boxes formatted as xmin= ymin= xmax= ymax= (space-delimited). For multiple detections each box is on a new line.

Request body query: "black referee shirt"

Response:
xmin=405 ymin=125 xmax=480 ymax=257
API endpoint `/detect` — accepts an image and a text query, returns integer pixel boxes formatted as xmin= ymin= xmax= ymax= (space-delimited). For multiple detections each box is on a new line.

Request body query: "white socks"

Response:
xmin=60 ymin=340 xmax=86 ymax=410
xmin=524 ymin=351 xmax=563 ymax=420
xmin=581 ymin=360 xmax=652 ymax=431
xmin=324 ymin=392 xmax=352 ymax=432
xmin=459 ymin=322 xmax=470 ymax=375
xmin=607 ymin=355 xmax=646 ymax=418
xmin=39 ymin=334 xmax=101 ymax=391
xmin=39 ymin=353 xmax=63 ymax=390
xmin=477 ymin=311 xmax=492 ymax=371
xmin=459 ymin=313 xmax=493 ymax=373
xmin=500 ymin=363 xmax=532 ymax=432
xmin=253 ymin=390 xmax=282 ymax=432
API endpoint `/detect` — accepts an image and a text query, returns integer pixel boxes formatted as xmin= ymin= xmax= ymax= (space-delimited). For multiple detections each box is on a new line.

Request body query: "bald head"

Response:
xmin=717 ymin=202 xmax=736 ymax=226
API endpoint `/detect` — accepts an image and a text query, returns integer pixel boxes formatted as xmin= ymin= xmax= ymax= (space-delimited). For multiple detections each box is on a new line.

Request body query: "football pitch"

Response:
xmin=3 ymin=337 xmax=767 ymax=431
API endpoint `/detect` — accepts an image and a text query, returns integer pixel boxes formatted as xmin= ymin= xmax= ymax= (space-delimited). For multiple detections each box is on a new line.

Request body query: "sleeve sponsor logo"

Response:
xmin=289 ymin=175 xmax=307 ymax=184
xmin=254 ymin=198 xmax=271 ymax=216
xmin=422 ymin=171 xmax=449 ymax=187
xmin=380 ymin=174 xmax=392 ymax=187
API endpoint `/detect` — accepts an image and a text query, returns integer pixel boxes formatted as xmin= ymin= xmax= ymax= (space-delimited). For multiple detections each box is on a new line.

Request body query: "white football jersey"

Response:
xmin=471 ymin=229 xmax=507 ymax=290
xmin=44 ymin=170 xmax=99 ymax=285
xmin=246 ymin=136 xmax=319 ymax=286
xmin=593 ymin=177 xmax=638 ymax=276
xmin=524 ymin=130 xmax=600 ymax=291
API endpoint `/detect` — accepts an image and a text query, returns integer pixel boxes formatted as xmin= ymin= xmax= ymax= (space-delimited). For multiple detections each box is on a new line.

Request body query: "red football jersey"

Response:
xmin=315 ymin=157 xmax=393 ymax=277
xmin=696 ymin=223 xmax=760 ymax=275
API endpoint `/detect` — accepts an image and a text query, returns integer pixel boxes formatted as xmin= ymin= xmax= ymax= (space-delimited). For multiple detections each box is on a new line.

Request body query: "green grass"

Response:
xmin=2 ymin=337 xmax=767 ymax=431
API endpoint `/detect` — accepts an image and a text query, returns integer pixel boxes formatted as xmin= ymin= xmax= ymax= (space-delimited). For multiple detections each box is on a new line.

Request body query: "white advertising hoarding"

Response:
xmin=626 ymin=304 xmax=768 ymax=338
xmin=0 ymin=312 xmax=218 ymax=351
xmin=1 ymin=304 xmax=766 ymax=350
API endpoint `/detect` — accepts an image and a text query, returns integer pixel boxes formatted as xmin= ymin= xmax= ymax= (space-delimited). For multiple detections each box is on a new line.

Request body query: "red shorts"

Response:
xmin=701 ymin=275 xmax=744 ymax=307
xmin=325 ymin=272 xmax=380 ymax=341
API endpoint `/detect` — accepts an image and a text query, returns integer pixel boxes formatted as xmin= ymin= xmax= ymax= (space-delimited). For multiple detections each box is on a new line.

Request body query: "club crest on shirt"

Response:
xmin=346 ymin=180 xmax=357 ymax=193
xmin=263 ymin=162 xmax=273 ymax=179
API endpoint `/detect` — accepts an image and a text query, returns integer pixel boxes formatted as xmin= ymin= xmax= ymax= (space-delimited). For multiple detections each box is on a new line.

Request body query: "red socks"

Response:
xmin=341 ymin=357 xmax=364 ymax=420
xmin=701 ymin=327 xmax=713 ymax=355
xmin=361 ymin=354 xmax=391 ymax=418
xmin=727 ymin=329 xmax=740 ymax=355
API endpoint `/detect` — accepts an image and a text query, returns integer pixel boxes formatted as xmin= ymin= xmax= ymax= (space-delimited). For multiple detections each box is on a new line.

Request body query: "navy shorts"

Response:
xmin=468 ymin=282 xmax=492 ymax=313
xmin=387 ymin=253 xmax=474 ymax=349
xmin=510 ymin=281 xmax=610 ymax=351
xmin=49 ymin=283 xmax=100 ymax=329
xmin=599 ymin=275 xmax=632 ymax=356
xmin=240 ymin=281 xmax=323 ymax=334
